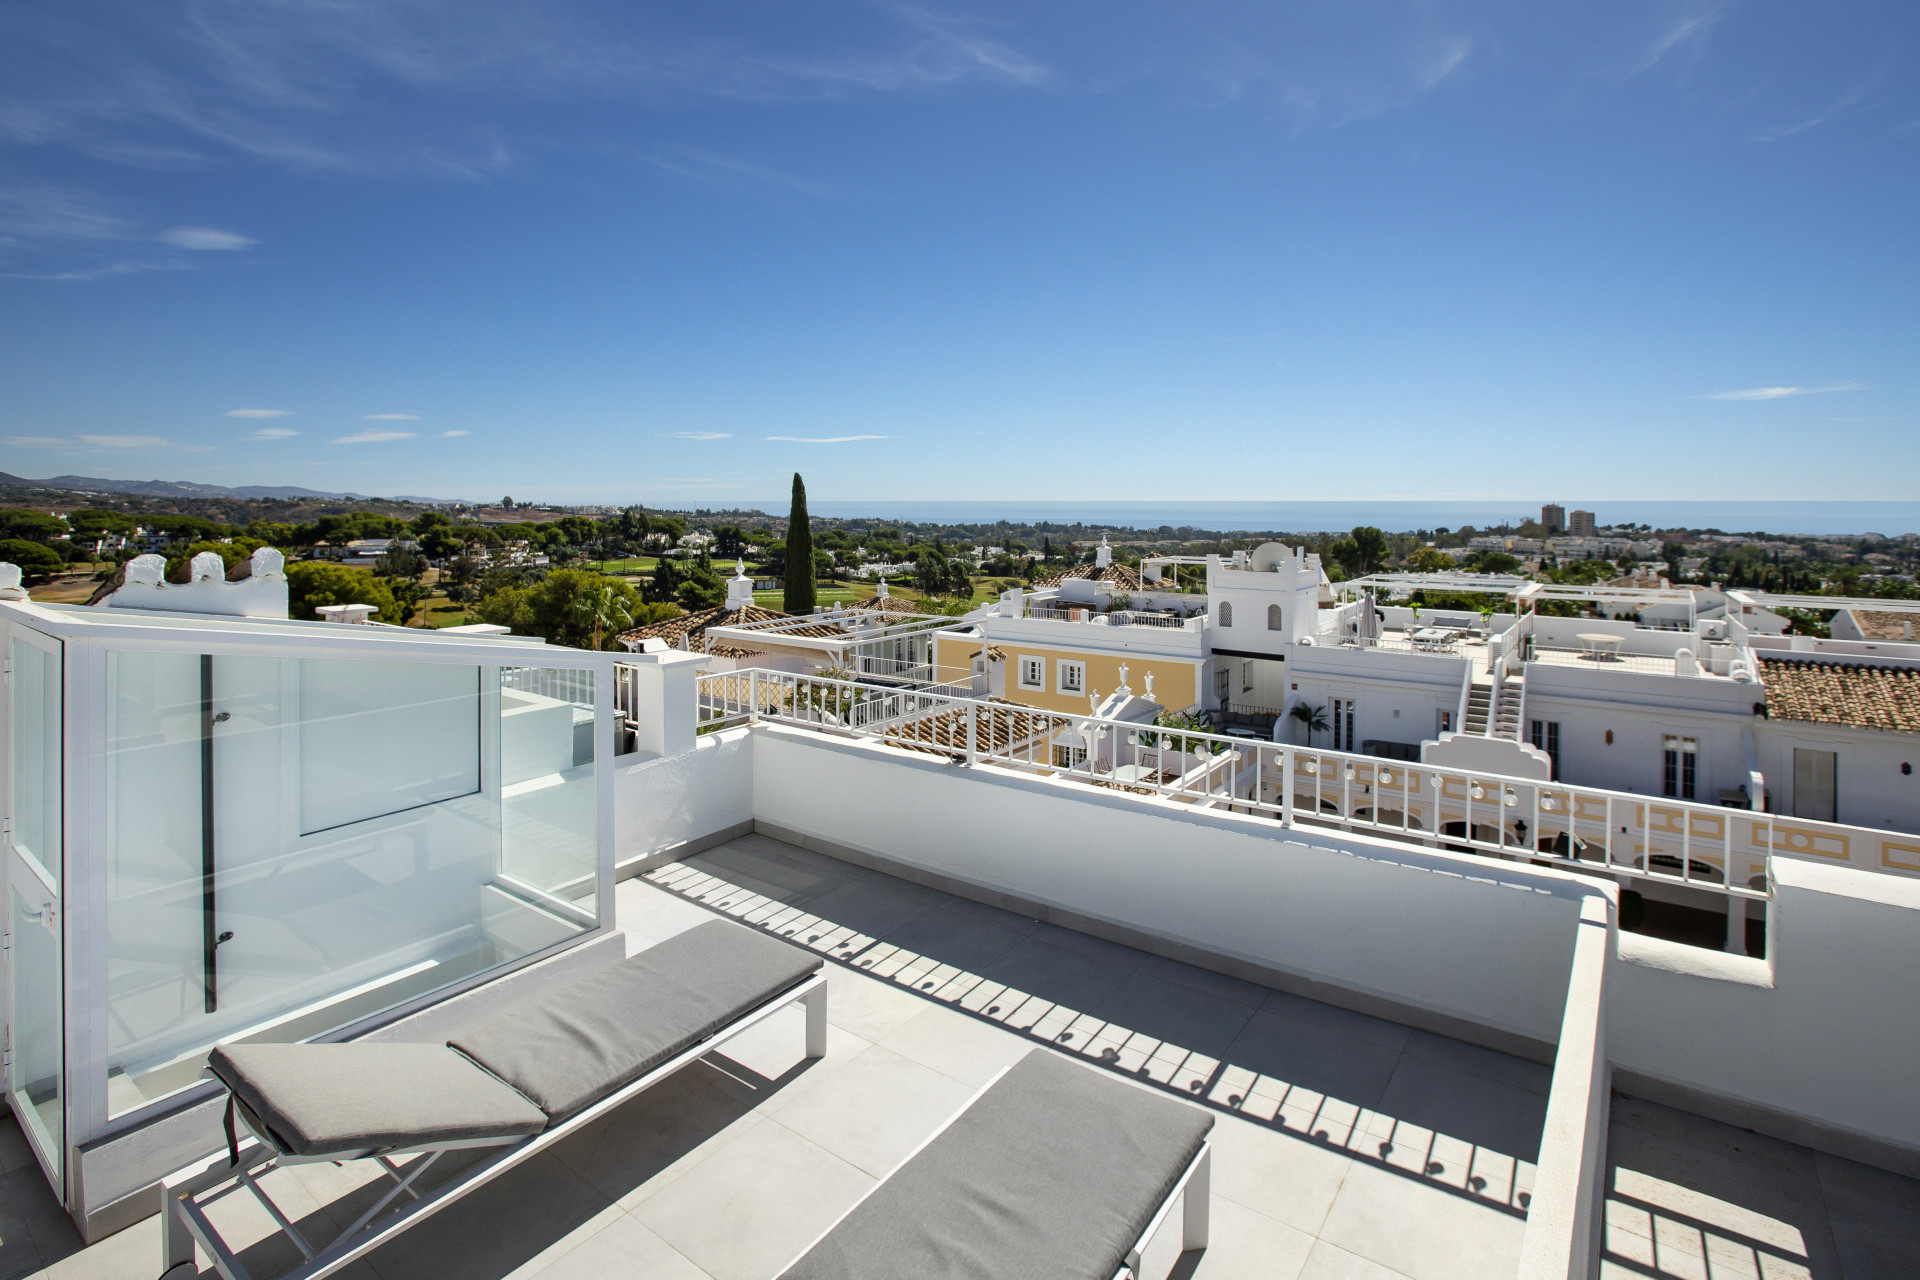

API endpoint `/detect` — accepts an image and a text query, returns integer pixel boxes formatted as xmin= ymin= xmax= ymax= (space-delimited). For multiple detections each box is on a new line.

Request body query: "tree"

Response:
xmin=1289 ymin=701 xmax=1329 ymax=746
xmin=0 ymin=539 xmax=64 ymax=581
xmin=286 ymin=563 xmax=398 ymax=622
xmin=1348 ymin=526 xmax=1390 ymax=575
xmin=66 ymin=508 xmax=137 ymax=538
xmin=0 ymin=510 xmax=70 ymax=543
xmin=1406 ymin=546 xmax=1453 ymax=573
xmin=375 ymin=546 xmax=428 ymax=580
xmin=783 ymin=473 xmax=815 ymax=614
xmin=577 ymin=583 xmax=634 ymax=650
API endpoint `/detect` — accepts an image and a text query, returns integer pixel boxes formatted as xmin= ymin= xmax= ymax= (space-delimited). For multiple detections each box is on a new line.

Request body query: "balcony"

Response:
xmin=12 ymin=831 xmax=1916 ymax=1279
xmin=6 ymin=601 xmax=1920 ymax=1280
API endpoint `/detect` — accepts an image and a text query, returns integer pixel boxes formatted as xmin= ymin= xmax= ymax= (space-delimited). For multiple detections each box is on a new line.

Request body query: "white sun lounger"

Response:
xmin=777 ymin=1049 xmax=1215 ymax=1280
xmin=160 ymin=919 xmax=826 ymax=1280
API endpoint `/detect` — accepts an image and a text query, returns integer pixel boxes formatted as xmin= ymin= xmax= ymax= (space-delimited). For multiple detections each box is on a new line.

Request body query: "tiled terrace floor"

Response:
xmin=3 ymin=833 xmax=1915 ymax=1279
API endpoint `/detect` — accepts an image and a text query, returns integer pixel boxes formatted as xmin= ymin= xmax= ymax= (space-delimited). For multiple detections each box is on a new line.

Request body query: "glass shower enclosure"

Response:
xmin=0 ymin=599 xmax=614 ymax=1219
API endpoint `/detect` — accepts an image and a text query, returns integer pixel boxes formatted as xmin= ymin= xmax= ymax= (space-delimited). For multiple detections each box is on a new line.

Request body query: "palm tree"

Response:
xmin=1289 ymin=701 xmax=1328 ymax=746
xmin=578 ymin=585 xmax=633 ymax=651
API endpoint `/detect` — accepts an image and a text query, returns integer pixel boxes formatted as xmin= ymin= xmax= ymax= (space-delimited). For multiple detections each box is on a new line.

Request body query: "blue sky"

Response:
xmin=0 ymin=1 xmax=1914 ymax=508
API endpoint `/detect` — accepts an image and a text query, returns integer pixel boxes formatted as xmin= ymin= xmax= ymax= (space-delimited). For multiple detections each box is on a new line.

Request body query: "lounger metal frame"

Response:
xmin=775 ymin=1058 xmax=1212 ymax=1280
xmin=160 ymin=972 xmax=828 ymax=1280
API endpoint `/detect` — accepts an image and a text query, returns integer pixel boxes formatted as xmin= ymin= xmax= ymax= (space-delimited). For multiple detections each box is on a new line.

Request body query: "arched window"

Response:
xmin=1218 ymin=602 xmax=1233 ymax=627
xmin=1267 ymin=604 xmax=1284 ymax=631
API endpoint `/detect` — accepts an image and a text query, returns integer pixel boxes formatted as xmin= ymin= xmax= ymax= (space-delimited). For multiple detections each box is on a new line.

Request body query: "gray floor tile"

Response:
xmin=1137 ymin=953 xmax=1273 ymax=1010
xmin=680 ymin=839 xmax=863 ymax=908
xmin=1032 ymin=921 xmax=1153 ymax=965
xmin=933 ymin=895 xmax=1047 ymax=936
xmin=1184 ymin=1197 xmax=1316 ymax=1279
xmin=1205 ymin=1113 xmax=1355 ymax=1237
xmin=877 ymin=1006 xmax=1034 ymax=1087
xmin=631 ymin=1121 xmax=873 ymax=1280
xmin=799 ymin=873 xmax=949 ymax=942
xmin=1398 ymin=1031 xmax=1550 ymax=1097
xmin=762 ymin=1044 xmax=977 ymax=1177
xmin=819 ymin=962 xmax=931 ymax=1041
xmin=873 ymin=906 xmax=1029 ymax=975
xmin=1371 ymin=1052 xmax=1548 ymax=1168
xmin=1297 ymin=1239 xmax=1418 ymax=1279
xmin=1317 ymin=1160 xmax=1527 ymax=1280
xmin=979 ymin=935 xmax=1142 ymax=1020
xmin=1605 ymin=1121 xmax=1839 ymax=1277
xmin=521 ymin=1211 xmax=708 ymax=1280
xmin=545 ymin=1062 xmax=761 ymax=1206
xmin=613 ymin=880 xmax=718 ymax=951
xmin=1221 ymin=1008 xmax=1404 ymax=1114
xmin=1093 ymin=969 xmax=1262 ymax=1058
xmin=1815 ymin=1152 xmax=1920 ymax=1280
xmin=1260 ymin=990 xmax=1413 ymax=1053
xmin=360 ymin=1152 xmax=611 ymax=1280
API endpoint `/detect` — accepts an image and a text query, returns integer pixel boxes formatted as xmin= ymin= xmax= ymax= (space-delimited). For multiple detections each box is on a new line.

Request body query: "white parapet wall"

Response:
xmin=748 ymin=723 xmax=1597 ymax=1048
xmin=1608 ymin=857 xmax=1920 ymax=1168
xmin=630 ymin=702 xmax=1920 ymax=1177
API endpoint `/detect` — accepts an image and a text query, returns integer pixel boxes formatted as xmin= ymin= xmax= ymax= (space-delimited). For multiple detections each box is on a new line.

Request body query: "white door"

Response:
xmin=1792 ymin=749 xmax=1836 ymax=822
xmin=1331 ymin=698 xmax=1357 ymax=752
xmin=5 ymin=628 xmax=65 ymax=1192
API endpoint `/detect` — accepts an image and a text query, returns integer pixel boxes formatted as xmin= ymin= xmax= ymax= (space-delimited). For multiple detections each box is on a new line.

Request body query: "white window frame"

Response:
xmin=1057 ymin=659 xmax=1086 ymax=695
xmin=1018 ymin=656 xmax=1045 ymax=690
xmin=1052 ymin=743 xmax=1087 ymax=768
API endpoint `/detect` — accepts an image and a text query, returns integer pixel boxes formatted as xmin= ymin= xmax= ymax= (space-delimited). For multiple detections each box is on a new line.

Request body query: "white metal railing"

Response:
xmin=692 ymin=669 xmax=1920 ymax=926
xmin=501 ymin=665 xmax=594 ymax=707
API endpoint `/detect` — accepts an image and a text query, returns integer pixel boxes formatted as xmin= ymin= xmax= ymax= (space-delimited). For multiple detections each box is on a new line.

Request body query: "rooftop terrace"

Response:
xmin=6 ymin=834 xmax=1915 ymax=1279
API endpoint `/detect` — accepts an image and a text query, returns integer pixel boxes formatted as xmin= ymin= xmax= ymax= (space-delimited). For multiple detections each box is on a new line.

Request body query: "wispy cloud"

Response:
xmin=363 ymin=412 xmax=420 ymax=420
xmin=331 ymin=429 xmax=418 ymax=444
xmin=765 ymin=434 xmax=891 ymax=444
xmin=0 ymin=1 xmax=1051 ymax=187
xmin=3 ymin=433 xmax=206 ymax=452
xmin=1635 ymin=2 xmax=1734 ymax=76
xmin=440 ymin=429 xmax=469 ymax=437
xmin=661 ymin=431 xmax=733 ymax=441
xmin=225 ymin=407 xmax=290 ymax=418
xmin=0 ymin=185 xmax=255 ymax=278
xmin=158 ymin=225 xmax=255 ymax=250
xmin=1702 ymin=382 xmax=1862 ymax=401
xmin=1751 ymin=76 xmax=1881 ymax=142
xmin=244 ymin=426 xmax=300 ymax=440
xmin=77 ymin=433 xmax=171 ymax=448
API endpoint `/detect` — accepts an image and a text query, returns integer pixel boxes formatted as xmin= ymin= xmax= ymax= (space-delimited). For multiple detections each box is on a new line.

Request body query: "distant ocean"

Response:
xmin=750 ymin=501 xmax=1920 ymax=538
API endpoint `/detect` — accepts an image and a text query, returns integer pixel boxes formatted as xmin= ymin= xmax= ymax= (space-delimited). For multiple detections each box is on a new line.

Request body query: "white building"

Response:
xmin=3 ymin=548 xmax=1918 ymax=1277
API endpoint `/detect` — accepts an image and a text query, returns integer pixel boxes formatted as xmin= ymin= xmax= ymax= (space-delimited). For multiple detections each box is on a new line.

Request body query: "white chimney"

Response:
xmin=316 ymin=603 xmax=376 ymax=624
xmin=725 ymin=559 xmax=755 ymax=611
xmin=875 ymin=578 xmax=890 ymax=599
xmin=1095 ymin=535 xmax=1111 ymax=569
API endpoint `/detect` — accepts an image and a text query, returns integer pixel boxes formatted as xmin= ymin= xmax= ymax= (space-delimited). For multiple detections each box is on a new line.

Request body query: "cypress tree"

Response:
xmin=783 ymin=472 xmax=816 ymax=614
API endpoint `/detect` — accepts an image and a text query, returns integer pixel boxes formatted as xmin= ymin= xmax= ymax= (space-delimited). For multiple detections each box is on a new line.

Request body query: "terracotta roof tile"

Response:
xmin=1841 ymin=609 xmax=1920 ymax=642
xmin=1758 ymin=656 xmax=1920 ymax=734
xmin=1030 ymin=562 xmax=1142 ymax=591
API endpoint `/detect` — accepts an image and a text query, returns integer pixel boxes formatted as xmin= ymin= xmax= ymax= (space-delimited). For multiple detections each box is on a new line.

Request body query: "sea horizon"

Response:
xmin=723 ymin=500 xmax=1920 ymax=538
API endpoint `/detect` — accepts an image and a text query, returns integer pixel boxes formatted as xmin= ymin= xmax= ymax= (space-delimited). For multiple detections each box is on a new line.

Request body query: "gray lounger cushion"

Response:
xmin=449 ymin=919 xmax=821 ymax=1122
xmin=780 ymin=1049 xmax=1214 ymax=1280
xmin=207 ymin=1043 xmax=547 ymax=1158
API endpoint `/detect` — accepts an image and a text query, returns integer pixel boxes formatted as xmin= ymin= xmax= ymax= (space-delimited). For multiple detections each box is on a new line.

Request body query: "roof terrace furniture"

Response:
xmin=777 ymin=1049 xmax=1214 ymax=1280
xmin=1577 ymin=633 xmax=1624 ymax=661
xmin=159 ymin=919 xmax=826 ymax=1280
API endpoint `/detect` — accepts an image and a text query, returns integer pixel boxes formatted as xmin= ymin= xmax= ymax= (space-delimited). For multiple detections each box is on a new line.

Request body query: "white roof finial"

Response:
xmin=725 ymin=559 xmax=755 ymax=611
xmin=1117 ymin=662 xmax=1131 ymax=694
xmin=876 ymin=577 xmax=889 ymax=599
xmin=1144 ymin=670 xmax=1155 ymax=698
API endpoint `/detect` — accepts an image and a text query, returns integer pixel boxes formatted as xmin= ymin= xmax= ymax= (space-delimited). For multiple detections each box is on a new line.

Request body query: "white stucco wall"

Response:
xmin=1608 ymin=858 xmax=1920 ymax=1155
xmin=749 ymin=724 xmax=1591 ymax=1043
xmin=612 ymin=726 xmax=753 ymax=868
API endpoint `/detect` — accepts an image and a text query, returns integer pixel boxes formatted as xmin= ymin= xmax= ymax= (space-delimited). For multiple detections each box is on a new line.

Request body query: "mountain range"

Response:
xmin=0 ymin=472 xmax=456 ymax=505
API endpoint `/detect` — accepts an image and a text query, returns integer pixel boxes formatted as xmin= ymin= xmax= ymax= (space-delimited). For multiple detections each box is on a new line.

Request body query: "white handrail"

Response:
xmin=684 ymin=668 xmax=1920 ymax=913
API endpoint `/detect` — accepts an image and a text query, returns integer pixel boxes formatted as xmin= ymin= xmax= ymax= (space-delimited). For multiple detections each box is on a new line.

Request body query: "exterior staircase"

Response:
xmin=1463 ymin=680 xmax=1493 ymax=735
xmin=1492 ymin=676 xmax=1524 ymax=741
